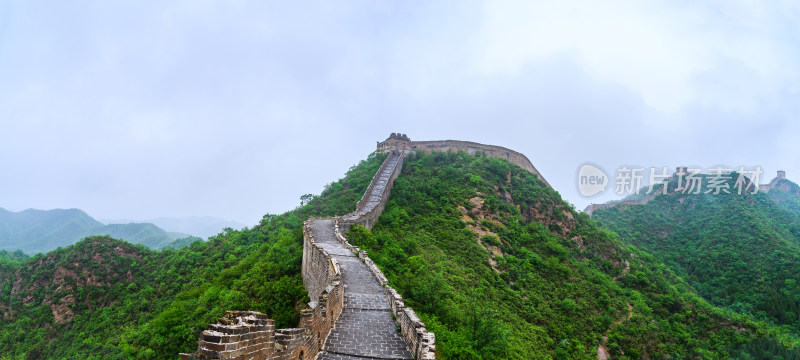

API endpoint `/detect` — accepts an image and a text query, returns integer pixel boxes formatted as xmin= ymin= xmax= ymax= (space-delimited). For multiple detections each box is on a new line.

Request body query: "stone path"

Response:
xmin=310 ymin=219 xmax=412 ymax=360
xmin=342 ymin=153 xmax=401 ymax=222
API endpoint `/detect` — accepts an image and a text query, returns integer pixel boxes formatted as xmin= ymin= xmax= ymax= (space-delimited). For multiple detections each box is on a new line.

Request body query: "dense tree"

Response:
xmin=348 ymin=151 xmax=797 ymax=359
xmin=0 ymin=152 xmax=387 ymax=359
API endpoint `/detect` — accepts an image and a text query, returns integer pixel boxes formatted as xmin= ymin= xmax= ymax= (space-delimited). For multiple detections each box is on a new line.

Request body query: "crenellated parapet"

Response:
xmin=759 ymin=170 xmax=788 ymax=193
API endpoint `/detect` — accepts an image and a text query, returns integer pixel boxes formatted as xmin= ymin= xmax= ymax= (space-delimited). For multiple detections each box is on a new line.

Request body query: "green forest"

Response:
xmin=0 ymin=152 xmax=386 ymax=359
xmin=1 ymin=150 xmax=799 ymax=359
xmin=594 ymin=174 xmax=800 ymax=356
xmin=344 ymin=151 xmax=799 ymax=359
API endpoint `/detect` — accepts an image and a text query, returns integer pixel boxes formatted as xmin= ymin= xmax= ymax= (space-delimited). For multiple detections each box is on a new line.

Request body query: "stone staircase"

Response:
xmin=316 ymin=150 xmax=435 ymax=360
xmin=310 ymin=219 xmax=412 ymax=360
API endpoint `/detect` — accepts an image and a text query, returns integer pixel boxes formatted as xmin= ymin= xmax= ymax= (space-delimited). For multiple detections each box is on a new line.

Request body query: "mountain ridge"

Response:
xmin=0 ymin=207 xmax=195 ymax=252
xmin=2 ymin=141 xmax=799 ymax=358
xmin=593 ymin=173 xmax=800 ymax=339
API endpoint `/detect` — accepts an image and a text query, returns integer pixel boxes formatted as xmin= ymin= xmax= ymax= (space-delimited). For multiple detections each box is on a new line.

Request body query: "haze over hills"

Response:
xmin=0 ymin=208 xmax=198 ymax=253
xmin=100 ymin=216 xmax=247 ymax=240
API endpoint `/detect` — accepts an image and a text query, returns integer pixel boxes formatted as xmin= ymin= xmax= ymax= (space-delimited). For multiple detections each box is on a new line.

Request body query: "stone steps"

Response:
xmin=309 ymin=219 xmax=413 ymax=360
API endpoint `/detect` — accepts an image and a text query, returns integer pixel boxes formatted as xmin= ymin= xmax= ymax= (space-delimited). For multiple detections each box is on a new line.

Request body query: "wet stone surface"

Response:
xmin=343 ymin=154 xmax=400 ymax=221
xmin=310 ymin=219 xmax=412 ymax=360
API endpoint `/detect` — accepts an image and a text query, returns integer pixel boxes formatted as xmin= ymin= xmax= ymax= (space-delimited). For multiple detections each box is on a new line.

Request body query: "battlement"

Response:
xmin=377 ymin=132 xmax=413 ymax=152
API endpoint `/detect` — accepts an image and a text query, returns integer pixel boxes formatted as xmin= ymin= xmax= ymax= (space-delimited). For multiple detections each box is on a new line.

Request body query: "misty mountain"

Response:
xmin=0 ymin=152 xmax=797 ymax=358
xmin=146 ymin=216 xmax=246 ymax=239
xmin=0 ymin=208 xmax=192 ymax=253
xmin=100 ymin=216 xmax=246 ymax=239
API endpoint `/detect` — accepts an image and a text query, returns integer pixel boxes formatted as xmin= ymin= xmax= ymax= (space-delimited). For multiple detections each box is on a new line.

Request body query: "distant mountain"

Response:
xmin=0 ymin=208 xmax=190 ymax=253
xmin=593 ymin=173 xmax=800 ymax=332
xmin=146 ymin=216 xmax=246 ymax=239
xmin=100 ymin=216 xmax=246 ymax=239
xmin=767 ymin=177 xmax=800 ymax=215
xmin=97 ymin=223 xmax=181 ymax=250
xmin=1 ymin=151 xmax=799 ymax=358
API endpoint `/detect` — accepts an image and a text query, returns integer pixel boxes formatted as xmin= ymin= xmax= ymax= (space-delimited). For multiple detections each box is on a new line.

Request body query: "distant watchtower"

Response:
xmin=377 ymin=133 xmax=412 ymax=151
xmin=778 ymin=170 xmax=787 ymax=179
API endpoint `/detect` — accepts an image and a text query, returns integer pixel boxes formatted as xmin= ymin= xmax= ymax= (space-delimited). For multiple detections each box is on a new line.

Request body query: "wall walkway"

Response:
xmin=181 ymin=149 xmax=434 ymax=360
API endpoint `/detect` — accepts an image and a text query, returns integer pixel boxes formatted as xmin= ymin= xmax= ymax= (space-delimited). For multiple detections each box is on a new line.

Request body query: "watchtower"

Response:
xmin=377 ymin=133 xmax=412 ymax=151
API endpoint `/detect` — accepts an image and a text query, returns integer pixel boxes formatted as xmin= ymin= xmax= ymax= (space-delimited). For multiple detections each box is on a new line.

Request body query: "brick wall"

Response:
xmin=331 ymin=148 xmax=437 ymax=359
xmin=332 ymin=219 xmax=436 ymax=359
xmin=339 ymin=150 xmax=406 ymax=233
xmin=181 ymin=139 xmax=434 ymax=360
xmin=180 ymin=221 xmax=344 ymax=360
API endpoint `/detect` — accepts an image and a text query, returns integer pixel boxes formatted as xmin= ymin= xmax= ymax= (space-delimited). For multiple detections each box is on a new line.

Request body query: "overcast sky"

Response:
xmin=1 ymin=1 xmax=798 ymax=225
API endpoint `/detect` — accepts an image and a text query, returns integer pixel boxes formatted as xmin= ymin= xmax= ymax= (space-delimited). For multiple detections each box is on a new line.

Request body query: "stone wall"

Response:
xmin=330 ymin=148 xmax=436 ymax=359
xmin=302 ymin=220 xmax=343 ymax=302
xmin=297 ymin=220 xmax=345 ymax=358
xmin=180 ymin=221 xmax=344 ymax=360
xmin=332 ymin=219 xmax=436 ymax=359
xmin=759 ymin=171 xmax=788 ymax=193
xmin=340 ymin=149 xmax=406 ymax=233
xmin=377 ymin=134 xmax=551 ymax=188
xmin=179 ymin=311 xmax=309 ymax=360
xmin=182 ymin=137 xmax=436 ymax=359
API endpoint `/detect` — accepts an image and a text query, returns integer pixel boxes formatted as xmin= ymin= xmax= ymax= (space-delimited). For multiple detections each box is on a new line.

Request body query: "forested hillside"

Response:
xmin=594 ymin=174 xmax=800 ymax=357
xmin=768 ymin=178 xmax=800 ymax=215
xmin=3 ymin=150 xmax=798 ymax=359
xmin=0 ymin=152 xmax=387 ymax=359
xmin=344 ymin=152 xmax=798 ymax=359
xmin=0 ymin=208 xmax=195 ymax=253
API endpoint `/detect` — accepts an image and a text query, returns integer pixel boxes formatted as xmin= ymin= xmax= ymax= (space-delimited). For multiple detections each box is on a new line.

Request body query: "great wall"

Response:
xmin=175 ymin=133 xmax=794 ymax=359
xmin=180 ymin=134 xmax=550 ymax=360
xmin=377 ymin=133 xmax=551 ymax=188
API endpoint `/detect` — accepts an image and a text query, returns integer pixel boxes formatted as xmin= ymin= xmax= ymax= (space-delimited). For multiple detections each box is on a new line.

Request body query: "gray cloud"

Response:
xmin=0 ymin=1 xmax=798 ymax=224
